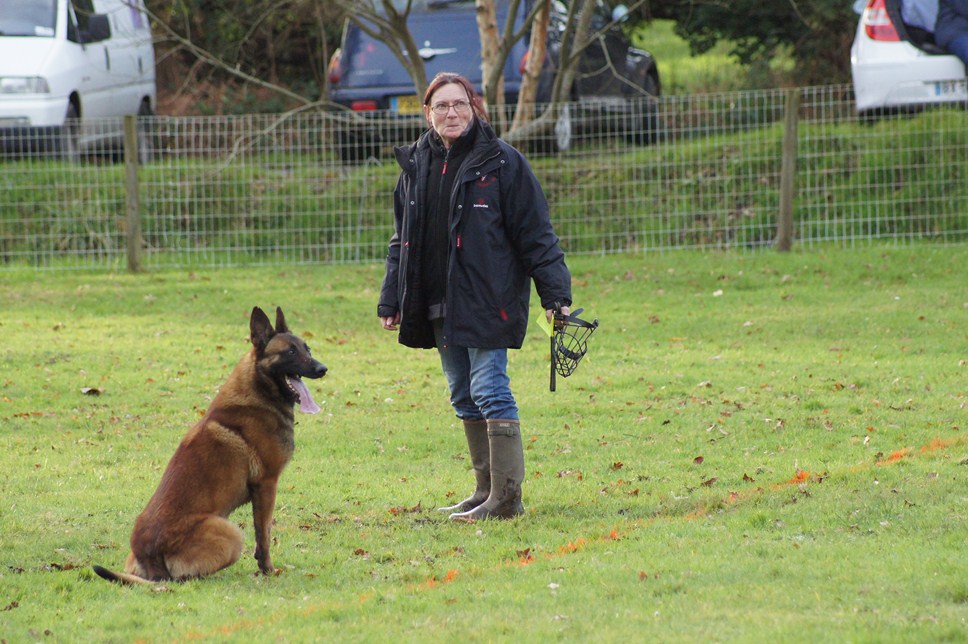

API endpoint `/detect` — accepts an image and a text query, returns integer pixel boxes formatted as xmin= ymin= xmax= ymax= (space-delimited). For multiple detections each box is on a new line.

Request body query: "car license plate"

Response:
xmin=933 ymin=79 xmax=967 ymax=98
xmin=391 ymin=95 xmax=422 ymax=115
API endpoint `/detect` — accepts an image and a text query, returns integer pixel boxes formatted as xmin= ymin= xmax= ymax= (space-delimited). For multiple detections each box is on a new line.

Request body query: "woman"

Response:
xmin=378 ymin=72 xmax=572 ymax=521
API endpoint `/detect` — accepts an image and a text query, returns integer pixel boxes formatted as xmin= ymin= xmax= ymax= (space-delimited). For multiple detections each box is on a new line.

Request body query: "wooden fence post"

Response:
xmin=123 ymin=114 xmax=142 ymax=272
xmin=775 ymin=88 xmax=799 ymax=252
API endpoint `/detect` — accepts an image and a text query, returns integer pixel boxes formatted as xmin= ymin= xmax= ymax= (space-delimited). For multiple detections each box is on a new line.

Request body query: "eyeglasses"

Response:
xmin=430 ymin=100 xmax=471 ymax=115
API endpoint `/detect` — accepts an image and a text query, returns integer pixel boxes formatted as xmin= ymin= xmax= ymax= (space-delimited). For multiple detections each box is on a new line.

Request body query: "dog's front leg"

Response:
xmin=251 ymin=479 xmax=279 ymax=575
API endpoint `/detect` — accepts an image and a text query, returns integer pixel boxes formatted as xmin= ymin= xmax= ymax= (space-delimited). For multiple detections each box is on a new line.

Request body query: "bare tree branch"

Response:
xmin=339 ymin=0 xmax=430 ymax=98
xmin=140 ymin=2 xmax=312 ymax=107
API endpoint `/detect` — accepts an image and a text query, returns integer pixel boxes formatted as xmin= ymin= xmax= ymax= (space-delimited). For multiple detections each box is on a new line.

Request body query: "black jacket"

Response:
xmin=378 ymin=119 xmax=572 ymax=350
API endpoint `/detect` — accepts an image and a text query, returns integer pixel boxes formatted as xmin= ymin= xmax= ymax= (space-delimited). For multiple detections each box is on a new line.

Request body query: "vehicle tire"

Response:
xmin=55 ymin=103 xmax=81 ymax=162
xmin=336 ymin=127 xmax=380 ymax=165
xmin=626 ymin=74 xmax=660 ymax=145
xmin=137 ymin=101 xmax=155 ymax=164
xmin=553 ymin=103 xmax=573 ymax=152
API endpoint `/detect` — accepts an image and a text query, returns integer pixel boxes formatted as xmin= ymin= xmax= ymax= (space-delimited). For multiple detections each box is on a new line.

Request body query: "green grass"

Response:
xmin=1 ymin=245 xmax=966 ymax=641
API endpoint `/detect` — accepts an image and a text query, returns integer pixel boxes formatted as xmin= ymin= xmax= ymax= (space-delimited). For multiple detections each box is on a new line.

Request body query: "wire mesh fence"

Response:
xmin=0 ymin=83 xmax=965 ymax=271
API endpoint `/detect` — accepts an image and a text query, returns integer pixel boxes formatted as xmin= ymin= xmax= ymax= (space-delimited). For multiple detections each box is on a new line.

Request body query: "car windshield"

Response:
xmin=0 ymin=0 xmax=57 ymax=37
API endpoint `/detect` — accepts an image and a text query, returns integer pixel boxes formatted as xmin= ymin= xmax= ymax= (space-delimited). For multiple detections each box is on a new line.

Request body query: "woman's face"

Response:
xmin=424 ymin=82 xmax=474 ymax=148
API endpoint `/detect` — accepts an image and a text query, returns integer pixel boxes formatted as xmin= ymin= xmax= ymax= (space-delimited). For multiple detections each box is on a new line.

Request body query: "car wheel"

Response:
xmin=625 ymin=75 xmax=660 ymax=145
xmin=554 ymin=103 xmax=572 ymax=152
xmin=336 ymin=127 xmax=380 ymax=165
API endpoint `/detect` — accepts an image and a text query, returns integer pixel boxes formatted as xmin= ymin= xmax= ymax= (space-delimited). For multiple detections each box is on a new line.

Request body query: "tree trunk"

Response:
xmin=475 ymin=0 xmax=506 ymax=131
xmin=510 ymin=0 xmax=549 ymax=131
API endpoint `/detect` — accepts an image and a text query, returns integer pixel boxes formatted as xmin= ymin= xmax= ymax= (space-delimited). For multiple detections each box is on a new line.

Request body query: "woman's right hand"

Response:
xmin=380 ymin=313 xmax=400 ymax=331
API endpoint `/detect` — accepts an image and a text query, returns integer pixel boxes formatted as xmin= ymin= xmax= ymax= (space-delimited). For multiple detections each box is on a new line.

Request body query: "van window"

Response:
xmin=0 ymin=0 xmax=57 ymax=37
xmin=71 ymin=0 xmax=97 ymax=30
xmin=66 ymin=0 xmax=97 ymax=43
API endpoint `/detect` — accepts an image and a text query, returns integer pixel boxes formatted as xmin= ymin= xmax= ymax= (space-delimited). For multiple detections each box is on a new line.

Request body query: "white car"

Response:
xmin=850 ymin=0 xmax=967 ymax=114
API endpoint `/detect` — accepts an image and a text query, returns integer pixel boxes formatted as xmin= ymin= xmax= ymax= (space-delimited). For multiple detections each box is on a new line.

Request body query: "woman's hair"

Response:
xmin=423 ymin=72 xmax=488 ymax=122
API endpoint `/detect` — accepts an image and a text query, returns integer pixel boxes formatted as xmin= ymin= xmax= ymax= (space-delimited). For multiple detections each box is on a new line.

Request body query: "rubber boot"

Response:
xmin=450 ymin=419 xmax=524 ymax=521
xmin=438 ymin=419 xmax=490 ymax=513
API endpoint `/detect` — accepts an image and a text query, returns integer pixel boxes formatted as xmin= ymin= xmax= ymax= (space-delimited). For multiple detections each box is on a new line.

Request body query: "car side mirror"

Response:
xmin=82 ymin=14 xmax=111 ymax=43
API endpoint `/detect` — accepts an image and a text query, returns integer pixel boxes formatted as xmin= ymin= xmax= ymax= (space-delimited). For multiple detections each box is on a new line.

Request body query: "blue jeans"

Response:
xmin=434 ymin=321 xmax=519 ymax=421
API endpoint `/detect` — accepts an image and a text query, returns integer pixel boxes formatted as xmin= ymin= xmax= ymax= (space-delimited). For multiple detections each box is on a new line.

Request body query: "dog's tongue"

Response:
xmin=288 ymin=376 xmax=321 ymax=414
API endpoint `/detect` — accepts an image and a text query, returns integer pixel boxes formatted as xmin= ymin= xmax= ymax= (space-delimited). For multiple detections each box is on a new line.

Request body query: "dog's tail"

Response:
xmin=92 ymin=565 xmax=152 ymax=586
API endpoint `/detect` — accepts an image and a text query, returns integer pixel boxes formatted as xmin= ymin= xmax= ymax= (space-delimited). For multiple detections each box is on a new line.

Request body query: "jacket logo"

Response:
xmin=477 ymin=175 xmax=497 ymax=187
xmin=473 ymin=198 xmax=489 ymax=209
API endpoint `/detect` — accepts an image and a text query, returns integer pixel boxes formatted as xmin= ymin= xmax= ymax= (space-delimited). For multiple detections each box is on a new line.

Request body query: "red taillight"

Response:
xmin=863 ymin=0 xmax=900 ymax=41
xmin=350 ymin=100 xmax=378 ymax=111
xmin=327 ymin=49 xmax=342 ymax=84
xmin=519 ymin=50 xmax=530 ymax=75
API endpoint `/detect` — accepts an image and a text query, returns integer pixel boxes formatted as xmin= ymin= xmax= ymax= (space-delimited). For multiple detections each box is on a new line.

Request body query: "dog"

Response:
xmin=93 ymin=306 xmax=326 ymax=584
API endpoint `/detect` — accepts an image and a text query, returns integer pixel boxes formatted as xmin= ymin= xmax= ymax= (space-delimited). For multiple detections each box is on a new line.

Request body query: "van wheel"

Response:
xmin=137 ymin=101 xmax=155 ymax=164
xmin=56 ymin=104 xmax=81 ymax=162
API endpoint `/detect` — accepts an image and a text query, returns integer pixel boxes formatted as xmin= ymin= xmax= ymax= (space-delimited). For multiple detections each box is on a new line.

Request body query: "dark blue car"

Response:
xmin=327 ymin=0 xmax=660 ymax=161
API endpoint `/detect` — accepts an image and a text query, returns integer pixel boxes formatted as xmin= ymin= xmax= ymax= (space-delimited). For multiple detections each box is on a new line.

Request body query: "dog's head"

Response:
xmin=250 ymin=306 xmax=327 ymax=413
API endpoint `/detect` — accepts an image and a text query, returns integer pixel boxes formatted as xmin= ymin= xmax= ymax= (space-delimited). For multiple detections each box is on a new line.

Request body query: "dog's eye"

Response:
xmin=288 ymin=348 xmax=296 ymax=356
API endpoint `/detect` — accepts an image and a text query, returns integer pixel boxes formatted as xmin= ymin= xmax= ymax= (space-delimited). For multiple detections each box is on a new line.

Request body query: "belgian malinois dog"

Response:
xmin=93 ymin=306 xmax=326 ymax=584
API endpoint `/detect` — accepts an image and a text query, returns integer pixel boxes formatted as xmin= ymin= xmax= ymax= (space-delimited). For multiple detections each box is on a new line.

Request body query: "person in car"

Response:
xmin=902 ymin=0 xmax=938 ymax=33
xmin=378 ymin=72 xmax=572 ymax=522
xmin=936 ymin=0 xmax=968 ymax=67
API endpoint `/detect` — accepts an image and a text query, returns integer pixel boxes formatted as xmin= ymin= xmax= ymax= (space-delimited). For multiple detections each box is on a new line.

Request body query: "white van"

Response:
xmin=0 ymin=0 xmax=156 ymax=159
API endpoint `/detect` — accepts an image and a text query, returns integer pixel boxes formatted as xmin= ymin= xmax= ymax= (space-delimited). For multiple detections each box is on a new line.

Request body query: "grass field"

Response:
xmin=1 ymin=245 xmax=966 ymax=641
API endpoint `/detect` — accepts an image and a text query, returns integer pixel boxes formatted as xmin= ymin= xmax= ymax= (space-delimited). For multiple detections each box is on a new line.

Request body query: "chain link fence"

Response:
xmin=1 ymin=84 xmax=965 ymax=271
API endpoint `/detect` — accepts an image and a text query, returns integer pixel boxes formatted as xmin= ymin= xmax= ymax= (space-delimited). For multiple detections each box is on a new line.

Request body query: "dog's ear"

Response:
xmin=274 ymin=307 xmax=290 ymax=334
xmin=250 ymin=307 xmax=275 ymax=352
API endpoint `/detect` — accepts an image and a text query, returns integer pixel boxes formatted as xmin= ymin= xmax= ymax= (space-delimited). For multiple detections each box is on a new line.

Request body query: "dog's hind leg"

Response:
xmin=165 ymin=515 xmax=244 ymax=580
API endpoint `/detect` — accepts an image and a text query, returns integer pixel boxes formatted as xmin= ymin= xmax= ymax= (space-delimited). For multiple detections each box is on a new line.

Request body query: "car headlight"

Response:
xmin=0 ymin=77 xmax=51 ymax=95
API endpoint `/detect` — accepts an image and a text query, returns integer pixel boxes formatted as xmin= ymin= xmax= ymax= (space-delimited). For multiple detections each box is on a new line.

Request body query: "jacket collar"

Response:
xmin=394 ymin=118 xmax=498 ymax=172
